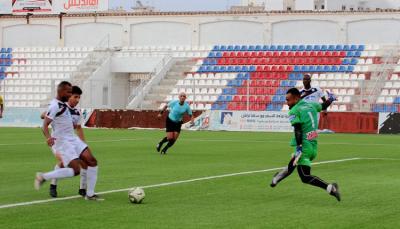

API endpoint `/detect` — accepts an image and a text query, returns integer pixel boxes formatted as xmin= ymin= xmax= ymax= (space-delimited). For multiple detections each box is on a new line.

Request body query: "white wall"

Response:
xmin=272 ymin=20 xmax=340 ymax=44
xmin=265 ymin=0 xmax=284 ymax=10
xmin=347 ymin=19 xmax=400 ymax=44
xmin=295 ymin=0 xmax=314 ymax=10
xmin=64 ymin=22 xmax=123 ymax=47
xmin=111 ymin=56 xmax=162 ymax=73
xmin=199 ymin=20 xmax=264 ymax=45
xmin=2 ymin=24 xmax=59 ymax=47
xmin=130 ymin=22 xmax=191 ymax=46
xmin=2 ymin=12 xmax=400 ymax=48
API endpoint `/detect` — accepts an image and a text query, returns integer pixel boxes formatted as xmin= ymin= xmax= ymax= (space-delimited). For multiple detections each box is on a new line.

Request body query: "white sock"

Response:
xmin=80 ymin=169 xmax=87 ymax=190
xmin=326 ymin=184 xmax=333 ymax=193
xmin=50 ymin=164 xmax=60 ymax=185
xmin=43 ymin=168 xmax=74 ymax=181
xmin=86 ymin=166 xmax=98 ymax=197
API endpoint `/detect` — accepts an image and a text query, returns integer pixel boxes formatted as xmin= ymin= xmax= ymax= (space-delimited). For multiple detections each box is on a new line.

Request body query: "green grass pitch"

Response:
xmin=0 ymin=127 xmax=399 ymax=228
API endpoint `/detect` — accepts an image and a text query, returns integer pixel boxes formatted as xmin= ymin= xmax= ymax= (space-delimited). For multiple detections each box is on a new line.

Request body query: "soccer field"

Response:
xmin=0 ymin=127 xmax=399 ymax=228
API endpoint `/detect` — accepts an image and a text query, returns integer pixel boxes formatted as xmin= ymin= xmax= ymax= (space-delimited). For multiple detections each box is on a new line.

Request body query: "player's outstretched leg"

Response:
xmin=297 ymin=165 xmax=341 ymax=201
xmin=35 ymin=160 xmax=80 ymax=190
xmin=157 ymin=137 xmax=168 ymax=152
xmin=270 ymin=157 xmax=296 ymax=187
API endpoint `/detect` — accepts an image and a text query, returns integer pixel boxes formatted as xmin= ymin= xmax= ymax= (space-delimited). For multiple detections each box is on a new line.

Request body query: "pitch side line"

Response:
xmin=0 ymin=157 xmax=360 ymax=210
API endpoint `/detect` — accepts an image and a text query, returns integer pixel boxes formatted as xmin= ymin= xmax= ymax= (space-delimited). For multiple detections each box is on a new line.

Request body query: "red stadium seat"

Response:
xmin=280 ymin=52 xmax=288 ymax=57
xmin=233 ymin=95 xmax=241 ymax=102
xmin=243 ymin=52 xmax=250 ymax=58
xmin=263 ymin=66 xmax=271 ymax=72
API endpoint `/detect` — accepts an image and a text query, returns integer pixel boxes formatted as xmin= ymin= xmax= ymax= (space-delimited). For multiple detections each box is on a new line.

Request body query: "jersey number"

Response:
xmin=307 ymin=112 xmax=316 ymax=128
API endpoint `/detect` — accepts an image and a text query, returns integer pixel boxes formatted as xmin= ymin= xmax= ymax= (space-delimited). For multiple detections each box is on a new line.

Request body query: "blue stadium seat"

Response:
xmin=211 ymin=103 xmax=220 ymax=110
xmin=350 ymin=45 xmax=357 ymax=51
xmin=262 ymin=45 xmax=269 ymax=51
xmin=206 ymin=66 xmax=213 ymax=72
xmin=220 ymin=45 xmax=227 ymax=51
xmin=291 ymin=45 xmax=298 ymax=51
xmin=234 ymin=45 xmax=241 ymax=51
xmin=244 ymin=72 xmax=250 ymax=79
xmin=227 ymin=66 xmax=234 ymax=72
xmin=301 ymin=66 xmax=308 ymax=72
xmin=6 ymin=48 xmax=12 ymax=53
xmin=248 ymin=45 xmax=255 ymax=51
xmin=331 ymin=66 xmax=338 ymax=72
xmin=343 ymin=45 xmax=350 ymax=51
xmin=255 ymin=45 xmax=262 ymax=51
xmin=321 ymin=45 xmax=328 ymax=51
xmin=234 ymin=66 xmax=241 ymax=72
xmin=241 ymin=66 xmax=249 ymax=72
xmin=296 ymin=73 xmax=303 ymax=80
xmin=357 ymin=45 xmax=365 ymax=51
xmin=212 ymin=45 xmax=219 ymax=51
xmin=249 ymin=66 xmax=256 ymax=72
xmin=313 ymin=45 xmax=321 ymax=51
xmin=394 ymin=97 xmax=400 ymax=104
xmin=284 ymin=45 xmax=291 ymax=51
xmin=354 ymin=51 xmax=361 ymax=57
xmin=342 ymin=59 xmax=350 ymax=65
xmin=227 ymin=45 xmax=234 ymax=51
xmin=216 ymin=52 xmax=222 ymax=58
xmin=240 ymin=45 xmax=248 ymax=51
xmin=198 ymin=66 xmax=206 ymax=72
xmin=336 ymin=45 xmax=343 ymax=51
xmin=347 ymin=66 xmax=355 ymax=72
xmin=309 ymin=66 xmax=316 ymax=72
xmin=350 ymin=58 xmax=358 ymax=65
xmin=270 ymin=45 xmax=277 ymax=51
xmin=0 ymin=48 xmax=5 ymax=53
xmin=298 ymin=45 xmax=305 ymax=51
xmin=277 ymin=45 xmax=283 ymax=51
xmin=208 ymin=52 xmax=215 ymax=58
xmin=323 ymin=66 xmax=331 ymax=72
xmin=346 ymin=51 xmax=354 ymax=57
xmin=288 ymin=73 xmax=295 ymax=80
xmin=294 ymin=66 xmax=301 ymax=72
xmin=339 ymin=66 xmax=346 ymax=72
xmin=328 ymin=45 xmax=335 ymax=51
xmin=316 ymin=66 xmax=324 ymax=72
xmin=306 ymin=45 xmax=313 ymax=51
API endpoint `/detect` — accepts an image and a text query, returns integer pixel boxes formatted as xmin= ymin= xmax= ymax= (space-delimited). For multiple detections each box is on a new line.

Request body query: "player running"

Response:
xmin=270 ymin=88 xmax=341 ymax=201
xmin=35 ymin=81 xmax=101 ymax=201
xmin=41 ymin=86 xmax=88 ymax=198
xmin=156 ymin=92 xmax=194 ymax=155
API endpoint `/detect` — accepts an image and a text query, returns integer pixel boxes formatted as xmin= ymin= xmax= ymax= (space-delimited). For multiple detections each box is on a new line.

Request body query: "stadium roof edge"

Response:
xmin=1 ymin=9 xmax=400 ymax=19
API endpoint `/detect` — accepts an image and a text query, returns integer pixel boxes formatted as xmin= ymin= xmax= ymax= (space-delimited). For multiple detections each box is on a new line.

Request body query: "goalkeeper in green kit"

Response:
xmin=270 ymin=88 xmax=341 ymax=201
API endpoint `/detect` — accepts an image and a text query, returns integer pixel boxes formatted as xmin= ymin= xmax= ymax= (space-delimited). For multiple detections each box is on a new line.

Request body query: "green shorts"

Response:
xmin=294 ymin=141 xmax=318 ymax=167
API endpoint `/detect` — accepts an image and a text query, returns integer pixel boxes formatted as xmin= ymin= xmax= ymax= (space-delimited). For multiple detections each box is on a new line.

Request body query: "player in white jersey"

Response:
xmin=35 ymin=81 xmax=101 ymax=201
xmin=41 ymin=86 xmax=89 ymax=198
xmin=300 ymin=74 xmax=328 ymax=127
xmin=300 ymin=74 xmax=326 ymax=103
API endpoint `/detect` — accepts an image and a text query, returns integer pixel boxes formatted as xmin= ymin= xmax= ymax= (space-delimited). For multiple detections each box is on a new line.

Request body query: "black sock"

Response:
xmin=159 ymin=137 xmax=168 ymax=146
xmin=297 ymin=165 xmax=328 ymax=190
xmin=162 ymin=139 xmax=175 ymax=152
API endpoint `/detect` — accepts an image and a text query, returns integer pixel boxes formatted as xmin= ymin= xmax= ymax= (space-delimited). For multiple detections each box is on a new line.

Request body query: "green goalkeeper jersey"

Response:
xmin=288 ymin=100 xmax=322 ymax=146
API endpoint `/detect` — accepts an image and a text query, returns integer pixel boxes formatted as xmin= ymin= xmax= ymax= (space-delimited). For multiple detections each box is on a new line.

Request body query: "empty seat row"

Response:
xmin=208 ymin=51 xmax=360 ymax=58
xmin=212 ymin=45 xmax=365 ymax=52
xmin=313 ymin=80 xmax=359 ymax=88
xmin=0 ymin=48 xmax=12 ymax=53
xmin=3 ymin=86 xmax=51 ymax=93
xmin=6 ymin=66 xmax=77 ymax=72
xmin=204 ymin=57 xmax=353 ymax=66
xmin=4 ymin=79 xmax=51 ymax=86
xmin=13 ymin=47 xmax=93 ymax=53
xmin=13 ymin=52 xmax=88 ymax=59
xmin=171 ymin=88 xmax=223 ymax=95
xmin=4 ymin=101 xmax=41 ymax=108
xmin=383 ymin=82 xmax=400 ymax=88
xmin=312 ymin=73 xmax=366 ymax=81
xmin=15 ymin=59 xmax=81 ymax=66
xmin=381 ymin=89 xmax=400 ymax=96
xmin=376 ymin=96 xmax=398 ymax=104
xmin=372 ymin=104 xmax=399 ymax=113
xmin=3 ymin=93 xmax=48 ymax=101
xmin=7 ymin=72 xmax=70 ymax=79
xmin=176 ymin=79 xmax=228 ymax=86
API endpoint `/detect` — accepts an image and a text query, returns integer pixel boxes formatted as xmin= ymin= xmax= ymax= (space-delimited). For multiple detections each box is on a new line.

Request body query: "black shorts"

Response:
xmin=166 ymin=117 xmax=182 ymax=133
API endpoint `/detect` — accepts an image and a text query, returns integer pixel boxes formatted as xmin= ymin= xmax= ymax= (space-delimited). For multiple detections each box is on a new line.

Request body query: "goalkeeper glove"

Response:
xmin=327 ymin=91 xmax=337 ymax=102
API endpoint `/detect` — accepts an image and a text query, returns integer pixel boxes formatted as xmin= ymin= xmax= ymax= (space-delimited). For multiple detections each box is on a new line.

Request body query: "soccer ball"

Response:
xmin=128 ymin=187 xmax=145 ymax=204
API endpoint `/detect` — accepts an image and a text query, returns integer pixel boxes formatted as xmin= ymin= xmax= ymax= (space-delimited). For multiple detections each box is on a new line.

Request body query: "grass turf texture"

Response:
xmin=0 ymin=127 xmax=399 ymax=228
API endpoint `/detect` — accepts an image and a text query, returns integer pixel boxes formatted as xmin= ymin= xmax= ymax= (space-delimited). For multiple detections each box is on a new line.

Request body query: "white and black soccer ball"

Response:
xmin=128 ymin=187 xmax=145 ymax=204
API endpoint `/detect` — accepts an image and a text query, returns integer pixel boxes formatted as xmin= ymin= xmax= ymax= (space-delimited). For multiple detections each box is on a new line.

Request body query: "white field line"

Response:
xmin=0 ymin=157 xmax=360 ymax=210
xmin=0 ymin=138 xmax=399 ymax=147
